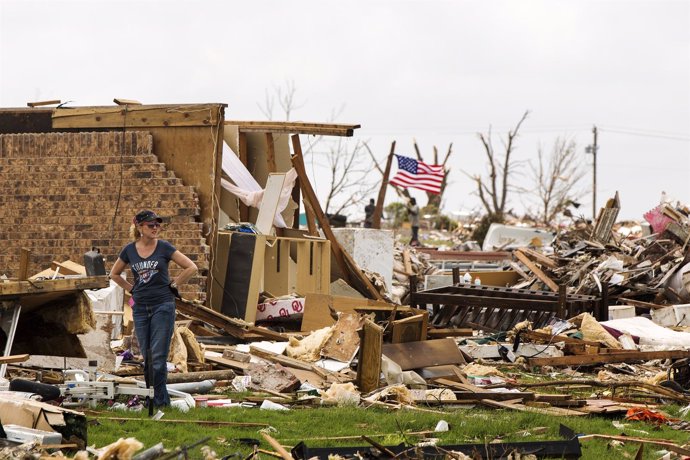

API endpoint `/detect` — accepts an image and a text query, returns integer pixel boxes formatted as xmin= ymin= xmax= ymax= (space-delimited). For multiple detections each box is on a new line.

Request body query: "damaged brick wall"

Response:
xmin=0 ymin=131 xmax=209 ymax=300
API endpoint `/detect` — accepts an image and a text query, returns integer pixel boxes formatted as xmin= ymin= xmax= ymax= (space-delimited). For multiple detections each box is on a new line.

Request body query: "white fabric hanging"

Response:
xmin=221 ymin=142 xmax=297 ymax=228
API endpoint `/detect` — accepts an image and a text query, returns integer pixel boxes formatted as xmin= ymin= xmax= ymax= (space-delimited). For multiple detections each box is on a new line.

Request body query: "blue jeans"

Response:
xmin=132 ymin=301 xmax=176 ymax=407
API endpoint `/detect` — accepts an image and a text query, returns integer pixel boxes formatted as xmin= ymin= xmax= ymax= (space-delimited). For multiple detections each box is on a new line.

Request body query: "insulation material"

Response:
xmin=257 ymin=297 xmax=305 ymax=322
xmin=319 ymin=382 xmax=360 ymax=406
xmin=35 ymin=292 xmax=95 ymax=334
xmin=603 ymin=316 xmax=690 ymax=348
xmin=572 ymin=313 xmax=623 ymax=349
xmin=285 ymin=326 xmax=333 ymax=362
xmin=180 ymin=327 xmax=204 ymax=363
xmin=168 ymin=327 xmax=188 ymax=373
xmin=462 ymin=363 xmax=505 ymax=377
xmin=410 ymin=388 xmax=458 ymax=402
xmin=363 ymin=384 xmax=415 ymax=405
xmin=96 ymin=437 xmax=144 ymax=460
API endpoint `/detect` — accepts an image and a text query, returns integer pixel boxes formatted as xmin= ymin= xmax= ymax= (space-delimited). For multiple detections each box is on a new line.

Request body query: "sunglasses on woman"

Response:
xmin=143 ymin=223 xmax=161 ymax=228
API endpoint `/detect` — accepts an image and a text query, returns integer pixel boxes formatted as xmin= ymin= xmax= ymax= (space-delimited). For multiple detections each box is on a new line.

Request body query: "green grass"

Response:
xmin=86 ymin=402 xmax=690 ymax=459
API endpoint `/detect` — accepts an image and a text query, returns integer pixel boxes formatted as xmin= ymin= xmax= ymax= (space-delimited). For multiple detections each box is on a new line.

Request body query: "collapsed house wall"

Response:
xmin=0 ymin=131 xmax=209 ymax=300
xmin=0 ymin=103 xmax=227 ymax=301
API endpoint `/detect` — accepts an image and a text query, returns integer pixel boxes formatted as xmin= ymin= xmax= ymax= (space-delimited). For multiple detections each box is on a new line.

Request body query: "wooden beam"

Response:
xmin=261 ymin=432 xmax=294 ymax=460
xmin=0 ymin=276 xmax=109 ymax=297
xmin=0 ymin=354 xmax=30 ymax=364
xmin=52 ymin=104 xmax=226 ymax=129
xmin=516 ymin=247 xmax=558 ymax=269
xmin=226 ymin=121 xmax=360 ymax=137
xmin=372 ymin=141 xmax=395 ymax=229
xmin=27 ymin=100 xmax=61 ymax=107
xmin=514 ymin=250 xmax=558 ymax=292
xmin=291 ymin=135 xmax=382 ymax=299
xmin=175 ymin=299 xmax=288 ymax=341
xmin=291 ymin=136 xmax=318 ymax=236
xmin=113 ymin=98 xmax=142 ymax=105
xmin=480 ymin=398 xmax=586 ymax=416
xmin=529 ymin=349 xmax=690 ymax=367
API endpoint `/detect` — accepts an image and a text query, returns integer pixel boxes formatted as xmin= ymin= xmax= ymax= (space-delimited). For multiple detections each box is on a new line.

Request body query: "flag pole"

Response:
xmin=372 ymin=141 xmax=396 ymax=229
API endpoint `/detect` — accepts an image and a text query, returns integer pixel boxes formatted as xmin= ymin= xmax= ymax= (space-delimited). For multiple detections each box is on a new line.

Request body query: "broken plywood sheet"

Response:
xmin=321 ymin=312 xmax=361 ymax=362
xmin=382 ymin=338 xmax=465 ymax=371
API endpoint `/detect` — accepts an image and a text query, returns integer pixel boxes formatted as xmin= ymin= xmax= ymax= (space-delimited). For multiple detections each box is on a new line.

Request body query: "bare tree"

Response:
xmin=318 ymin=138 xmax=378 ymax=215
xmin=525 ymin=137 xmax=587 ymax=225
xmin=257 ymin=79 xmax=304 ymax=121
xmin=258 ymin=81 xmax=375 ymax=218
xmin=472 ymin=111 xmax=529 ymax=220
xmin=412 ymin=139 xmax=453 ymax=210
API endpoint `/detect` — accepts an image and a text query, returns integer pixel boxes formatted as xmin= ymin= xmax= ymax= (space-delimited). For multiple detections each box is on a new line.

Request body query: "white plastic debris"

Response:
xmin=434 ymin=420 xmax=449 ymax=432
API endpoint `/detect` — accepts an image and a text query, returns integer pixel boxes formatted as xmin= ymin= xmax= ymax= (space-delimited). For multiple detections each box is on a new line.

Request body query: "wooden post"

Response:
xmin=357 ymin=318 xmax=383 ymax=393
xmin=18 ymin=248 xmax=30 ymax=280
xmin=290 ymin=135 xmax=383 ymax=300
xmin=290 ymin=135 xmax=318 ymax=235
xmin=265 ymin=133 xmax=277 ymax=173
xmin=452 ymin=267 xmax=460 ymax=285
xmin=558 ymin=284 xmax=567 ymax=319
xmin=371 ymin=141 xmax=395 ymax=229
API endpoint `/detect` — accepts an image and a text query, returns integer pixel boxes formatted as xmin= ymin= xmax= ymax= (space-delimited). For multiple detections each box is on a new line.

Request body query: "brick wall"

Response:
xmin=0 ymin=131 xmax=209 ymax=300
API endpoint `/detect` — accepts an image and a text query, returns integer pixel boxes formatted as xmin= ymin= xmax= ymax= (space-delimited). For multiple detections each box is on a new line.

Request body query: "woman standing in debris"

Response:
xmin=110 ymin=210 xmax=198 ymax=408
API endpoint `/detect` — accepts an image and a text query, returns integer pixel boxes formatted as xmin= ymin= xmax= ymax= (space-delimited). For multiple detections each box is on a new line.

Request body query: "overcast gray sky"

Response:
xmin=1 ymin=0 xmax=688 ymax=221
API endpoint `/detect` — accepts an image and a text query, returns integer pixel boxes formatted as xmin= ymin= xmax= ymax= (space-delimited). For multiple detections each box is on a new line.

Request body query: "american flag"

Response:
xmin=389 ymin=155 xmax=445 ymax=194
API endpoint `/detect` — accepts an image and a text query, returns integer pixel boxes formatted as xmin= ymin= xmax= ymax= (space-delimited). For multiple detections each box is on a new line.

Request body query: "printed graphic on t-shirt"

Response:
xmin=131 ymin=260 xmax=160 ymax=285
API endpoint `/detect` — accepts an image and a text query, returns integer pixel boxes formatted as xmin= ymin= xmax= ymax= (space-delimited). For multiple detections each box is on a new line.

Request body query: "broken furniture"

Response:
xmin=410 ymin=278 xmax=604 ymax=331
xmin=210 ymin=231 xmax=330 ymax=323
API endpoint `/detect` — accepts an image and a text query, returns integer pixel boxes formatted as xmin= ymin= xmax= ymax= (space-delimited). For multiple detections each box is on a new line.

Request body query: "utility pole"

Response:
xmin=586 ymin=126 xmax=598 ymax=220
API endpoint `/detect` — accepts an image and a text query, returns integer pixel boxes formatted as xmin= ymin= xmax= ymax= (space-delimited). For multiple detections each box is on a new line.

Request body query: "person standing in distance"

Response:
xmin=364 ymin=198 xmax=376 ymax=228
xmin=406 ymin=197 xmax=420 ymax=245
xmin=110 ymin=210 xmax=198 ymax=407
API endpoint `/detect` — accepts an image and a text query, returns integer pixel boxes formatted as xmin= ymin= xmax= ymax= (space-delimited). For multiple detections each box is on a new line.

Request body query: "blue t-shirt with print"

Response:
xmin=119 ymin=240 xmax=176 ymax=305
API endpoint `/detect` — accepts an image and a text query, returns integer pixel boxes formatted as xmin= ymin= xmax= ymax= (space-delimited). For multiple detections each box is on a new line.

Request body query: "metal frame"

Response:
xmin=410 ymin=277 xmax=604 ymax=331
xmin=0 ymin=302 xmax=21 ymax=379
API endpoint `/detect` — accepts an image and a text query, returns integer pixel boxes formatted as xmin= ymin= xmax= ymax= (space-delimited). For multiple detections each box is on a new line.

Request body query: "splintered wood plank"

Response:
xmin=381 ymin=338 xmax=465 ymax=370
xmin=0 ymin=354 xmax=29 ymax=364
xmin=291 ymin=136 xmax=382 ymax=300
xmin=514 ymin=250 xmax=559 ymax=292
xmin=357 ymin=319 xmax=383 ymax=393
xmin=52 ymin=104 xmax=224 ymax=128
xmin=0 ymin=276 xmax=109 ymax=297
xmin=516 ymin=247 xmax=559 ymax=269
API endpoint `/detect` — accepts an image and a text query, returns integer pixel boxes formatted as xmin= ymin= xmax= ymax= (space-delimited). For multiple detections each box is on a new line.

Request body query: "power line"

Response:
xmin=599 ymin=126 xmax=690 ymax=142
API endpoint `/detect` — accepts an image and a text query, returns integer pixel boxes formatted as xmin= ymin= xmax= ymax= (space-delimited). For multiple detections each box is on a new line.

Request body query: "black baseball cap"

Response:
xmin=134 ymin=210 xmax=163 ymax=224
